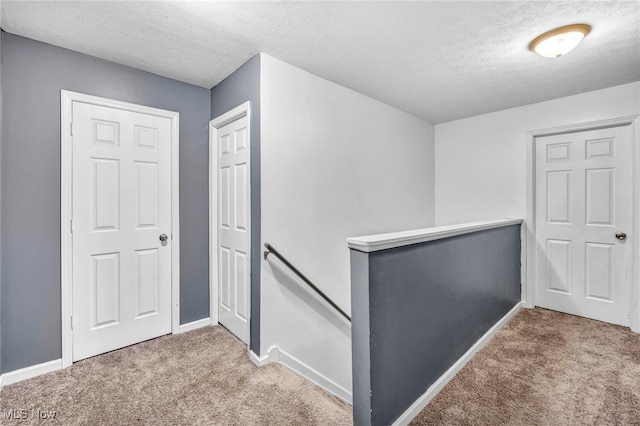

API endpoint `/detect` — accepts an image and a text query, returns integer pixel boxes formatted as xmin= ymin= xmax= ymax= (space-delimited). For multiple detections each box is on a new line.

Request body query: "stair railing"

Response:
xmin=263 ymin=242 xmax=351 ymax=322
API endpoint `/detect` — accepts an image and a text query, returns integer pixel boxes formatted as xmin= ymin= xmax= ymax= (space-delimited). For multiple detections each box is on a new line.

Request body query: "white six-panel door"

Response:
xmin=216 ymin=115 xmax=250 ymax=343
xmin=72 ymin=101 xmax=173 ymax=361
xmin=535 ymin=125 xmax=632 ymax=326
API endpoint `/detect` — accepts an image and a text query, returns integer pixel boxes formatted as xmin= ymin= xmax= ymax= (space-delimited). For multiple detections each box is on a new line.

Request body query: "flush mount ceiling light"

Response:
xmin=529 ymin=24 xmax=591 ymax=58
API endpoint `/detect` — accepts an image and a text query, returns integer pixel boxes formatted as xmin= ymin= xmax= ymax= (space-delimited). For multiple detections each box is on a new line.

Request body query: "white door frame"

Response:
xmin=524 ymin=115 xmax=640 ymax=332
xmin=61 ymin=90 xmax=181 ymax=368
xmin=209 ymin=101 xmax=251 ymax=346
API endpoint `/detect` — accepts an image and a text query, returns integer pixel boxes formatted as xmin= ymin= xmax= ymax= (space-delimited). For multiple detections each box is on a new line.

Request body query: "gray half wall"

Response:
xmin=1 ymin=33 xmax=211 ymax=373
xmin=350 ymin=225 xmax=522 ymax=426
xmin=210 ymin=55 xmax=261 ymax=355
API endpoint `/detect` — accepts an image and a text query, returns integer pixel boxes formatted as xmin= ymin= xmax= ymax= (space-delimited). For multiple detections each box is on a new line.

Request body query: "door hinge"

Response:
xmin=70 ymin=219 xmax=73 ymax=233
xmin=70 ymin=122 xmax=74 ymax=136
xmin=70 ymin=315 xmax=73 ymax=330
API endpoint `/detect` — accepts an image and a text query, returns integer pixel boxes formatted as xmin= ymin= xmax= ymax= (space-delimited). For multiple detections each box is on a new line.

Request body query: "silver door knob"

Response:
xmin=615 ymin=232 xmax=627 ymax=241
xmin=159 ymin=234 xmax=168 ymax=242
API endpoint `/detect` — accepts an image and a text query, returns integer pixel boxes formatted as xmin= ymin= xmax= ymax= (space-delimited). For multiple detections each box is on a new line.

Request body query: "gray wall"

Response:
xmin=210 ymin=55 xmax=261 ymax=355
xmin=1 ymin=33 xmax=211 ymax=373
xmin=350 ymin=225 xmax=522 ymax=425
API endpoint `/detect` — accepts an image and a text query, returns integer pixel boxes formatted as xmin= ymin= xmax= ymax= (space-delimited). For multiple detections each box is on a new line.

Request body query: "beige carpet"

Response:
xmin=0 ymin=326 xmax=351 ymax=425
xmin=3 ymin=309 xmax=639 ymax=426
xmin=411 ymin=308 xmax=640 ymax=425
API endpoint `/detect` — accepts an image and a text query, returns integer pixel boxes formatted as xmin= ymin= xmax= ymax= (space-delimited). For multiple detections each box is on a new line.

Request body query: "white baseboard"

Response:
xmin=249 ymin=350 xmax=263 ymax=366
xmin=176 ymin=317 xmax=211 ymax=334
xmin=1 ymin=359 xmax=63 ymax=388
xmin=391 ymin=301 xmax=524 ymax=426
xmin=249 ymin=349 xmax=277 ymax=367
xmin=1 ymin=319 xmax=211 ymax=388
xmin=277 ymin=348 xmax=353 ymax=404
xmin=249 ymin=346 xmax=352 ymax=404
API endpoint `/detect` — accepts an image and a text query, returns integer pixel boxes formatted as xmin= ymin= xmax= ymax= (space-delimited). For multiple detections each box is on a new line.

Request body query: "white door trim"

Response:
xmin=525 ymin=115 xmax=640 ymax=332
xmin=61 ymin=90 xmax=181 ymax=368
xmin=209 ymin=101 xmax=251 ymax=345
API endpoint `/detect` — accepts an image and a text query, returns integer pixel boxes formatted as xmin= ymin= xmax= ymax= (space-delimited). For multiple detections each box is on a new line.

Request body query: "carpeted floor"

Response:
xmin=3 ymin=309 xmax=639 ymax=425
xmin=0 ymin=326 xmax=351 ymax=425
xmin=411 ymin=308 xmax=640 ymax=425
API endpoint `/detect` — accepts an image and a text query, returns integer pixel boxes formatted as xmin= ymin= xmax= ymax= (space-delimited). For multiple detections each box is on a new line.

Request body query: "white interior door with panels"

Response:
xmin=62 ymin=91 xmax=179 ymax=364
xmin=210 ymin=104 xmax=250 ymax=344
xmin=535 ymin=125 xmax=632 ymax=326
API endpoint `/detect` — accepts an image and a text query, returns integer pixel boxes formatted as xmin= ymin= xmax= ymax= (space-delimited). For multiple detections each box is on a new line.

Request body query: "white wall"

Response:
xmin=260 ymin=54 xmax=435 ymax=396
xmin=435 ymin=82 xmax=640 ymax=225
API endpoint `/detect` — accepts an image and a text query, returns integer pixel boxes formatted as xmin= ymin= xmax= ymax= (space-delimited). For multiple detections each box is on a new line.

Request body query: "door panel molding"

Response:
xmin=209 ymin=102 xmax=251 ymax=346
xmin=61 ymin=90 xmax=180 ymax=368
xmin=525 ymin=115 xmax=640 ymax=332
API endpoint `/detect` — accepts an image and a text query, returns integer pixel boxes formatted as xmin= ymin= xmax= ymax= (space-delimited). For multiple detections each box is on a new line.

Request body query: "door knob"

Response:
xmin=615 ymin=232 xmax=627 ymax=241
xmin=159 ymin=234 xmax=168 ymax=242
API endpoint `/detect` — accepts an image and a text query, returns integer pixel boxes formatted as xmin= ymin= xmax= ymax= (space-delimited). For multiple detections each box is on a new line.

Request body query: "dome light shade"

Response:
xmin=529 ymin=24 xmax=591 ymax=58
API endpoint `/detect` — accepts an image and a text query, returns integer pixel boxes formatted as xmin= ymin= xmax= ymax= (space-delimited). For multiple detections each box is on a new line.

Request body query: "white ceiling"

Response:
xmin=1 ymin=1 xmax=638 ymax=123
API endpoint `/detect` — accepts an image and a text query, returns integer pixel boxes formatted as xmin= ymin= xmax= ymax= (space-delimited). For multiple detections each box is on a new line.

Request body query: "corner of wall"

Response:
xmin=259 ymin=54 xmax=437 ymax=398
xmin=210 ymin=53 xmax=262 ymax=356
xmin=2 ymin=32 xmax=212 ymax=372
xmin=432 ymin=82 xmax=640 ymax=227
xmin=426 ymin=120 xmax=436 ymax=227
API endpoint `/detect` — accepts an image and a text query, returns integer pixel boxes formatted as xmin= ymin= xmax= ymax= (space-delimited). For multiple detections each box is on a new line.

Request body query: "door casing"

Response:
xmin=524 ymin=115 xmax=640 ymax=333
xmin=61 ymin=90 xmax=181 ymax=368
xmin=209 ymin=102 xmax=252 ymax=346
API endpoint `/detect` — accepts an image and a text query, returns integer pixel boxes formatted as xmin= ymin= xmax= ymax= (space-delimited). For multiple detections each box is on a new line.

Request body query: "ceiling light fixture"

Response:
xmin=529 ymin=24 xmax=591 ymax=58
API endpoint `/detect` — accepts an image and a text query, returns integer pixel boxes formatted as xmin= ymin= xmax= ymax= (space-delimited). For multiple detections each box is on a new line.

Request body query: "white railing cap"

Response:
xmin=347 ymin=218 xmax=524 ymax=253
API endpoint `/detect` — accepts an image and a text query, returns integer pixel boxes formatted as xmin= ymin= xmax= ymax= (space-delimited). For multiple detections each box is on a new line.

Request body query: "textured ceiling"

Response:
xmin=1 ymin=1 xmax=638 ymax=123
